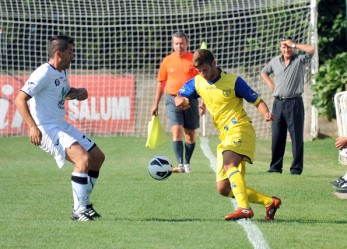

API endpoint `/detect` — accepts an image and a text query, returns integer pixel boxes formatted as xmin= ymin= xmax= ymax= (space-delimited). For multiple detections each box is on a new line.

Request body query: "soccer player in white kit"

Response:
xmin=15 ymin=35 xmax=105 ymax=221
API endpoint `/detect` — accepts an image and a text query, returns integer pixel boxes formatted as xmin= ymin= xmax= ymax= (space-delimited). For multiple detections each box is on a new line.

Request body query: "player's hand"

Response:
xmin=67 ymin=88 xmax=88 ymax=100
xmin=335 ymin=137 xmax=347 ymax=149
xmin=75 ymin=88 xmax=88 ymax=101
xmin=175 ymin=96 xmax=190 ymax=110
xmin=29 ymin=126 xmax=42 ymax=146
xmin=264 ymin=112 xmax=274 ymax=122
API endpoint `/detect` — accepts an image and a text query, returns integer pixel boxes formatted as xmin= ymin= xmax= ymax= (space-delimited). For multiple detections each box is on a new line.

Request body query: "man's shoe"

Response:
xmin=266 ymin=169 xmax=282 ymax=173
xmin=172 ymin=164 xmax=185 ymax=173
xmin=224 ymin=208 xmax=254 ymax=220
xmin=183 ymin=164 xmax=192 ymax=173
xmin=265 ymin=196 xmax=281 ymax=220
xmin=330 ymin=177 xmax=346 ymax=187
xmin=71 ymin=210 xmax=94 ymax=221
xmin=337 ymin=181 xmax=347 ymax=189
xmin=290 ymin=171 xmax=302 ymax=175
xmin=86 ymin=204 xmax=101 ymax=218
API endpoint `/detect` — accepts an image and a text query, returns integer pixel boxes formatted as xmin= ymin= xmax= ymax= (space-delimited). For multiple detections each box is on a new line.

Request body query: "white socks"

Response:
xmin=343 ymin=171 xmax=347 ymax=181
xmin=71 ymin=172 xmax=89 ymax=213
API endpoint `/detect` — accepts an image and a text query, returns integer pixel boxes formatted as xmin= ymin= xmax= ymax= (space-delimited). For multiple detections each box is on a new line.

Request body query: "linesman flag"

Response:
xmin=200 ymin=41 xmax=207 ymax=49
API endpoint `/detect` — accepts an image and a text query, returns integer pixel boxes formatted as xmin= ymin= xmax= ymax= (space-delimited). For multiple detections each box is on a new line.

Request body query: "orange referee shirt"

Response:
xmin=157 ymin=52 xmax=198 ymax=95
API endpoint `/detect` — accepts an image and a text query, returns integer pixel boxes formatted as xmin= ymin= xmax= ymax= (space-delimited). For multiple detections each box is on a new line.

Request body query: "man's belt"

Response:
xmin=275 ymin=96 xmax=301 ymax=101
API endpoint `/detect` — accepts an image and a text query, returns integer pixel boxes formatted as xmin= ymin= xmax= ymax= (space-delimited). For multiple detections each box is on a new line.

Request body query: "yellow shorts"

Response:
xmin=216 ymin=121 xmax=256 ymax=182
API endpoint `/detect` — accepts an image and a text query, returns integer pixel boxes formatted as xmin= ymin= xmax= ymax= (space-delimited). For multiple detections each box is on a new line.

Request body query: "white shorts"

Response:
xmin=39 ymin=121 xmax=95 ymax=168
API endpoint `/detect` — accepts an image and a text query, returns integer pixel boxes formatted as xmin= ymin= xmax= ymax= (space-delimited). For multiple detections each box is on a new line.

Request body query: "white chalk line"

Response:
xmin=199 ymin=137 xmax=270 ymax=249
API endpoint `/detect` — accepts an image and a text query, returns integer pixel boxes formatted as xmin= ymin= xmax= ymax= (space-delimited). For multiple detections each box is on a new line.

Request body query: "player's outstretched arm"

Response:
xmin=255 ymin=99 xmax=274 ymax=122
xmin=336 ymin=137 xmax=347 ymax=149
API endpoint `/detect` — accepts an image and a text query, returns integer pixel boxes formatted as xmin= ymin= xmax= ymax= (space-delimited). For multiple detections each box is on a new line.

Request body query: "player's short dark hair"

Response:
xmin=193 ymin=49 xmax=214 ymax=67
xmin=48 ymin=35 xmax=74 ymax=58
xmin=172 ymin=32 xmax=188 ymax=42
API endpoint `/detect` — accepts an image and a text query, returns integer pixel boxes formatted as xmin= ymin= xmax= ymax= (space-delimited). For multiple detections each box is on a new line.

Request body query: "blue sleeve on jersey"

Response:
xmin=235 ymin=77 xmax=259 ymax=103
xmin=178 ymin=78 xmax=200 ymax=99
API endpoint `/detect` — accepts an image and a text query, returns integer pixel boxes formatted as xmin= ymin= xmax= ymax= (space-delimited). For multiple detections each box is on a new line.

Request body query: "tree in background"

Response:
xmin=312 ymin=0 xmax=347 ymax=120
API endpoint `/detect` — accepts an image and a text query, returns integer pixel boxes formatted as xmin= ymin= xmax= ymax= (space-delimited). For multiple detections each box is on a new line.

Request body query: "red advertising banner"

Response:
xmin=66 ymin=75 xmax=136 ymax=134
xmin=0 ymin=75 xmax=136 ymax=135
xmin=0 ymin=76 xmax=28 ymax=135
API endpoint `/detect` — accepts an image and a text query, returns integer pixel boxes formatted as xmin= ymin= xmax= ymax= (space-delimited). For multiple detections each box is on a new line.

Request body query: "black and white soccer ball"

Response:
xmin=148 ymin=156 xmax=172 ymax=180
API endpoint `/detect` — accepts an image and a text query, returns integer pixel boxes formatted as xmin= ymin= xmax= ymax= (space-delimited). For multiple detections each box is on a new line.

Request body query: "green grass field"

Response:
xmin=1 ymin=136 xmax=347 ymax=249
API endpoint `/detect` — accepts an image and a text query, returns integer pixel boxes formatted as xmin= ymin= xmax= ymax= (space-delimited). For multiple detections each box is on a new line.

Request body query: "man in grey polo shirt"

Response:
xmin=261 ymin=36 xmax=315 ymax=175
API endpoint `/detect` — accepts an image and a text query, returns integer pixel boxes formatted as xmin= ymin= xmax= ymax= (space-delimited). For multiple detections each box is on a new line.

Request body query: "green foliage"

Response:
xmin=317 ymin=0 xmax=347 ymax=63
xmin=312 ymin=52 xmax=347 ymax=120
xmin=312 ymin=0 xmax=347 ymax=119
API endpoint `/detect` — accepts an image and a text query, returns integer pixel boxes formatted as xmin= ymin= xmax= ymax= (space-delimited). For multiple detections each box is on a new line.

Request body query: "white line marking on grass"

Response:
xmin=200 ymin=137 xmax=270 ymax=249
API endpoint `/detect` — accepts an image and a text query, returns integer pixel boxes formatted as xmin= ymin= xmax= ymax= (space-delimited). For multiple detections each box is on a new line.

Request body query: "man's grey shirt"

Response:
xmin=261 ymin=53 xmax=313 ymax=98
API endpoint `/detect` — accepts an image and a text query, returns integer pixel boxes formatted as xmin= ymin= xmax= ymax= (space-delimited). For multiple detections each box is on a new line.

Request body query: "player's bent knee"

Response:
xmin=89 ymin=147 xmax=105 ymax=167
xmin=72 ymin=154 xmax=91 ymax=173
xmin=80 ymin=153 xmax=92 ymax=166
xmin=95 ymin=151 xmax=105 ymax=166
xmin=216 ymin=180 xmax=231 ymax=197
xmin=216 ymin=186 xmax=230 ymax=197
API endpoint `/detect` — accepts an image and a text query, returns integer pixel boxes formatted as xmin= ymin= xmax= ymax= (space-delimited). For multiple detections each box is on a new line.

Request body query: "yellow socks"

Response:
xmin=226 ymin=167 xmax=249 ymax=209
xmin=228 ymin=186 xmax=273 ymax=207
xmin=246 ymin=187 xmax=273 ymax=206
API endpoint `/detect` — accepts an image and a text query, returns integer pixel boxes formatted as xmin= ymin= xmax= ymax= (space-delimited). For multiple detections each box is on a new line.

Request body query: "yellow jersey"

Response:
xmin=178 ymin=69 xmax=261 ymax=139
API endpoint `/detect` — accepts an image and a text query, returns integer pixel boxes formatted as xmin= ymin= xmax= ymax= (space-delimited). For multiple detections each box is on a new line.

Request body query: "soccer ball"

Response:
xmin=148 ymin=156 xmax=172 ymax=180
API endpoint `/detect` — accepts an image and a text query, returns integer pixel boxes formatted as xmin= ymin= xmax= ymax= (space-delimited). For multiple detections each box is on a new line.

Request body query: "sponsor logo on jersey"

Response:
xmin=233 ymin=138 xmax=242 ymax=146
xmin=57 ymin=87 xmax=69 ymax=109
xmin=222 ymin=89 xmax=231 ymax=96
xmin=58 ymin=100 xmax=65 ymax=109
xmin=55 ymin=79 xmax=60 ymax=86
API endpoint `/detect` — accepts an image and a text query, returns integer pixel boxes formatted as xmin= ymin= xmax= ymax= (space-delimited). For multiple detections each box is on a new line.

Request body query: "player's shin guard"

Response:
xmin=226 ymin=167 xmax=249 ymax=209
xmin=71 ymin=172 xmax=89 ymax=212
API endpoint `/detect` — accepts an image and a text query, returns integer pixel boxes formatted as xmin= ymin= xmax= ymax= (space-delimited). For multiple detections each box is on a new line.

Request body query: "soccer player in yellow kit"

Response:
xmin=175 ymin=49 xmax=281 ymax=220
